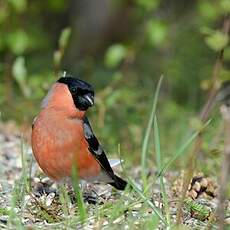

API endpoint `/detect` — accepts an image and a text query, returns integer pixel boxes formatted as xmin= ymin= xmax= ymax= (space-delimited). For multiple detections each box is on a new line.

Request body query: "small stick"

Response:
xmin=216 ymin=105 xmax=230 ymax=230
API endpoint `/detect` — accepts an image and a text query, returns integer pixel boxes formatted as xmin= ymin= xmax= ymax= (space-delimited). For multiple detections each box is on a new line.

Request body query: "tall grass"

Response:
xmin=154 ymin=116 xmax=171 ymax=226
xmin=136 ymin=77 xmax=211 ymax=228
xmin=8 ymin=139 xmax=29 ymax=229
xmin=141 ymin=76 xmax=163 ymax=189
xmin=71 ymin=165 xmax=87 ymax=224
xmin=128 ymin=178 xmax=166 ymax=225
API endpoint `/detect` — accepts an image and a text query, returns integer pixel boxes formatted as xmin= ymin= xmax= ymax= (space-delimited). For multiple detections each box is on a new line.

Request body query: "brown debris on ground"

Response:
xmin=172 ymin=171 xmax=218 ymax=200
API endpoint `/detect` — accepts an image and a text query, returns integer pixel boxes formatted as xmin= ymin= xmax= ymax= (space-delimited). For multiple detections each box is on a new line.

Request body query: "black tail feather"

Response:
xmin=109 ymin=175 xmax=127 ymax=190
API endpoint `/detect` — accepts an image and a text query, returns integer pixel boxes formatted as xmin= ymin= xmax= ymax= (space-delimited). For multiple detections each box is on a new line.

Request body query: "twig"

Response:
xmin=200 ymin=16 xmax=230 ymax=122
xmin=216 ymin=105 xmax=230 ymax=230
xmin=29 ymin=193 xmax=60 ymax=221
xmin=176 ymin=15 xmax=230 ymax=224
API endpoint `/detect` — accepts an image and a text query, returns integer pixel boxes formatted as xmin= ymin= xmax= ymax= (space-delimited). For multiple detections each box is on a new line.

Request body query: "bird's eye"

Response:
xmin=70 ymin=87 xmax=77 ymax=93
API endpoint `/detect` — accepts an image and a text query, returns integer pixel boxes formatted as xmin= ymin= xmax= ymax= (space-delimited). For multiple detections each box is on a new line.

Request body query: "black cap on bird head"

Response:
xmin=57 ymin=74 xmax=94 ymax=111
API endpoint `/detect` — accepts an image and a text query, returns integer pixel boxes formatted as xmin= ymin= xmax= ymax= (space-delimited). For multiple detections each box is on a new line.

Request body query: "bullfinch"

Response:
xmin=31 ymin=74 xmax=127 ymax=190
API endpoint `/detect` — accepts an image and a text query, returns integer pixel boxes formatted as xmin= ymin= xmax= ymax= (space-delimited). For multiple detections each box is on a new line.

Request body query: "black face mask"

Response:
xmin=58 ymin=75 xmax=94 ymax=111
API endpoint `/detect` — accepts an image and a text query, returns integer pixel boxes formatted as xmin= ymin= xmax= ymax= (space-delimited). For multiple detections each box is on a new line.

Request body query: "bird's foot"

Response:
xmin=32 ymin=177 xmax=57 ymax=197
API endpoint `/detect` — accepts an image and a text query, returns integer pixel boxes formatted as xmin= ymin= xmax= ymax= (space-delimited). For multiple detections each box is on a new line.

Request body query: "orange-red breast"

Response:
xmin=31 ymin=74 xmax=127 ymax=190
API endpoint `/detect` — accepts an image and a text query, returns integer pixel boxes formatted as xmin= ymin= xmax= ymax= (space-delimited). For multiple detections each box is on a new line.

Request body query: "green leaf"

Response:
xmin=105 ymin=44 xmax=127 ymax=68
xmin=105 ymin=90 xmax=121 ymax=107
xmin=12 ymin=56 xmax=30 ymax=98
xmin=8 ymin=0 xmax=27 ymax=13
xmin=146 ymin=20 xmax=167 ymax=47
xmin=53 ymin=50 xmax=62 ymax=67
xmin=199 ymin=1 xmax=219 ymax=20
xmin=136 ymin=0 xmax=159 ymax=11
xmin=205 ymin=31 xmax=229 ymax=52
xmin=7 ymin=30 xmax=29 ymax=55
xmin=47 ymin=0 xmax=66 ymax=12
xmin=220 ymin=0 xmax=230 ymax=14
xmin=59 ymin=27 xmax=71 ymax=49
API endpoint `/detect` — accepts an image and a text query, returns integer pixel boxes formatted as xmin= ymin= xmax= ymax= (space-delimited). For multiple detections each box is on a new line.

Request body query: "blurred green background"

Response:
xmin=0 ymin=0 xmax=229 ymax=170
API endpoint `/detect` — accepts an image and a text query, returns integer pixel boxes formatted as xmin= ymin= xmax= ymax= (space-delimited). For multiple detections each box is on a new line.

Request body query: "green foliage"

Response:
xmin=154 ymin=116 xmax=170 ymax=226
xmin=135 ymin=0 xmax=159 ymax=11
xmin=221 ymin=0 xmax=230 ymax=13
xmin=205 ymin=31 xmax=229 ymax=51
xmin=146 ymin=20 xmax=168 ymax=47
xmin=12 ymin=56 xmax=30 ymax=98
xmin=71 ymin=165 xmax=87 ymax=223
xmin=8 ymin=0 xmax=27 ymax=13
xmin=128 ymin=178 xmax=166 ymax=225
xmin=184 ymin=198 xmax=211 ymax=221
xmin=105 ymin=44 xmax=127 ymax=68
xmin=59 ymin=27 xmax=71 ymax=49
xmin=7 ymin=30 xmax=30 ymax=55
xmin=141 ymin=76 xmax=162 ymax=187
xmin=198 ymin=1 xmax=220 ymax=21
xmin=47 ymin=0 xmax=67 ymax=12
xmin=143 ymin=215 xmax=159 ymax=230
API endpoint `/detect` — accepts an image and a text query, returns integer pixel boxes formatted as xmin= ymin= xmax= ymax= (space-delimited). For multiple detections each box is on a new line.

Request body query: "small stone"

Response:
xmin=133 ymin=203 xmax=142 ymax=209
xmin=45 ymin=192 xmax=55 ymax=206
xmin=113 ymin=216 xmax=124 ymax=224
xmin=225 ymin=217 xmax=230 ymax=225
xmin=0 ymin=216 xmax=8 ymax=224
xmin=33 ymin=177 xmax=40 ymax=183
xmin=193 ymin=181 xmax=201 ymax=192
xmin=41 ymin=177 xmax=52 ymax=184
xmin=200 ymin=178 xmax=208 ymax=188
xmin=187 ymin=190 xmax=198 ymax=200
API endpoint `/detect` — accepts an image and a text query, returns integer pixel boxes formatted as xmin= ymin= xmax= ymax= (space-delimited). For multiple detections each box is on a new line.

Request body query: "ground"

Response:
xmin=0 ymin=121 xmax=229 ymax=229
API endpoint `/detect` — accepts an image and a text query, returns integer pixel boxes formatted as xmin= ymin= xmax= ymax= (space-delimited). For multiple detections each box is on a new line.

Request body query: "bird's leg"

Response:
xmin=33 ymin=177 xmax=57 ymax=197
xmin=79 ymin=180 xmax=99 ymax=204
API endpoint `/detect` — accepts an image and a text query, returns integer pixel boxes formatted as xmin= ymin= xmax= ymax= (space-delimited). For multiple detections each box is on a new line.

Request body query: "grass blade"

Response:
xmin=71 ymin=165 xmax=87 ymax=223
xmin=58 ymin=184 xmax=71 ymax=216
xmin=128 ymin=178 xmax=167 ymax=225
xmin=141 ymin=75 xmax=163 ymax=188
xmin=154 ymin=116 xmax=171 ymax=226
xmin=157 ymin=119 xmax=211 ymax=177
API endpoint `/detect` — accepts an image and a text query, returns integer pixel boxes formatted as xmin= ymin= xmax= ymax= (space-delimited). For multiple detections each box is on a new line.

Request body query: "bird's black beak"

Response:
xmin=84 ymin=93 xmax=94 ymax=107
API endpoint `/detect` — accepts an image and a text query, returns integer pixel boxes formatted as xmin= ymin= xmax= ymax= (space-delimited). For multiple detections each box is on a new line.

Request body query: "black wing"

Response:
xmin=83 ymin=116 xmax=127 ymax=190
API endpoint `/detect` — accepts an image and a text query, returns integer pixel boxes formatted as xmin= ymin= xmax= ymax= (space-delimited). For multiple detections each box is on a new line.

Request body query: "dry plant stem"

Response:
xmin=216 ymin=105 xmax=230 ymax=230
xmin=176 ymin=15 xmax=230 ymax=225
xmin=29 ymin=193 xmax=60 ymax=221
xmin=200 ymin=15 xmax=230 ymax=122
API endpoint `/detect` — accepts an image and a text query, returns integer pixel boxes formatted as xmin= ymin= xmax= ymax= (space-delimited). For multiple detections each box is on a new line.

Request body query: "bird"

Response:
xmin=31 ymin=73 xmax=127 ymax=190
